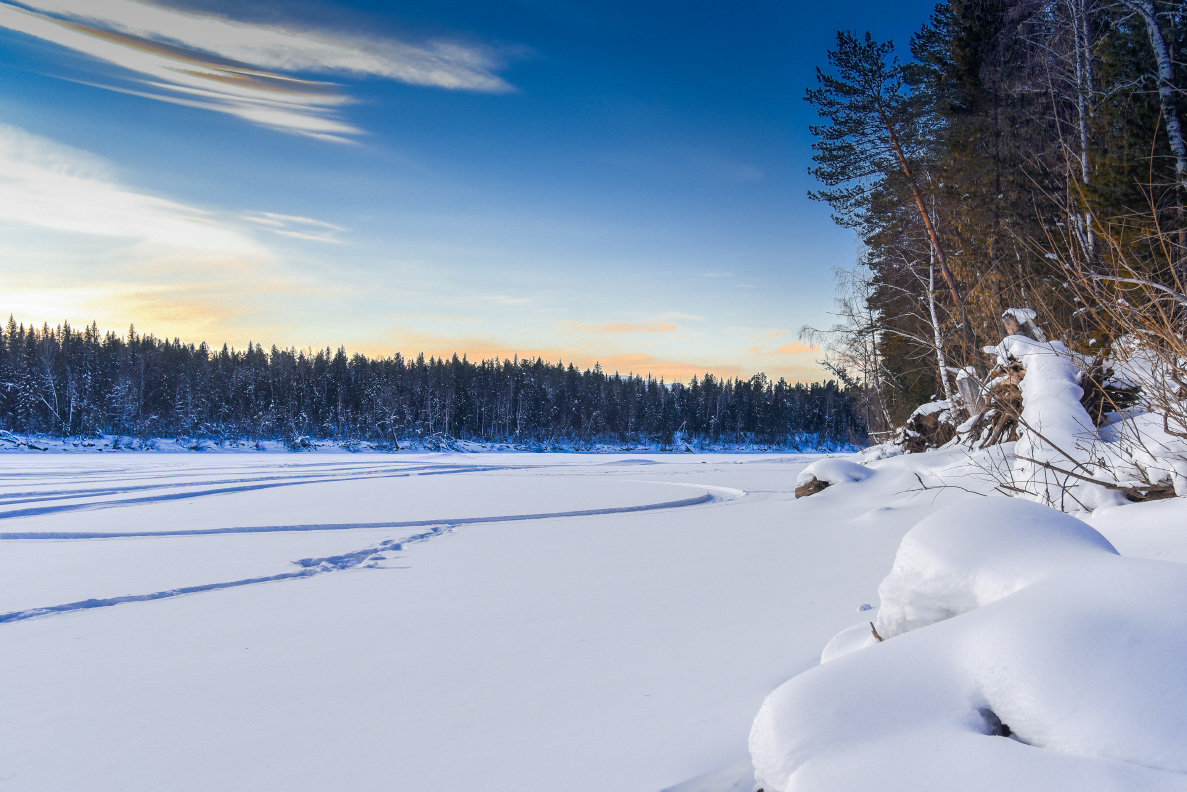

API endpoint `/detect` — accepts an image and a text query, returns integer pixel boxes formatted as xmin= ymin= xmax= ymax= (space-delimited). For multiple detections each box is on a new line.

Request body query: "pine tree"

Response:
xmin=807 ymin=30 xmax=975 ymax=354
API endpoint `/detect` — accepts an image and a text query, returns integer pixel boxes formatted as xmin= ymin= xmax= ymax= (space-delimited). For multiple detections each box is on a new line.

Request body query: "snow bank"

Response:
xmin=795 ymin=458 xmax=872 ymax=488
xmin=751 ymin=497 xmax=1187 ymax=791
xmin=873 ymin=498 xmax=1117 ymax=639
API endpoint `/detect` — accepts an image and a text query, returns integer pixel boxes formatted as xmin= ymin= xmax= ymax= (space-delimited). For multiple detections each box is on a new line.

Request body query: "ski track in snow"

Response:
xmin=0 ymin=463 xmax=525 ymax=520
xmin=0 ymin=463 xmax=461 ymax=505
xmin=0 ymin=526 xmax=450 ymax=624
xmin=0 ymin=460 xmax=736 ymax=623
xmin=0 ymin=493 xmax=715 ymax=540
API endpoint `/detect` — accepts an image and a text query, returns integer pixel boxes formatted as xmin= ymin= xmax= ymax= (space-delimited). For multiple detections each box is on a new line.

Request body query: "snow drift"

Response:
xmin=751 ymin=497 xmax=1187 ymax=791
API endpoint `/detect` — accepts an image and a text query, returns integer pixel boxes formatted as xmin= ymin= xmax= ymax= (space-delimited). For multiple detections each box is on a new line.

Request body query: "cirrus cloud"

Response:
xmin=0 ymin=0 xmax=516 ymax=141
xmin=0 ymin=122 xmax=352 ymax=340
xmin=0 ymin=122 xmax=266 ymax=258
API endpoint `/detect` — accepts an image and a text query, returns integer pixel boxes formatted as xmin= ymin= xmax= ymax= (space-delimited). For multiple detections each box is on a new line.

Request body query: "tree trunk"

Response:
xmin=1070 ymin=0 xmax=1097 ymax=263
xmin=879 ymin=107 xmax=977 ymax=355
xmin=929 ymin=261 xmax=958 ymax=410
xmin=926 ymin=196 xmax=957 ymax=411
xmin=1126 ymin=0 xmax=1187 ymax=189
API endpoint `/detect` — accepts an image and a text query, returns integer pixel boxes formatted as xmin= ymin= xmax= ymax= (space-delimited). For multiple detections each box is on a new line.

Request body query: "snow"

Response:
xmin=0 ymin=451 xmax=912 ymax=792
xmin=984 ymin=335 xmax=1123 ymax=510
xmin=1108 ymin=334 xmax=1169 ymax=402
xmin=744 ymin=327 xmax=1187 ymax=792
xmin=912 ymin=399 xmax=950 ymax=417
xmin=752 ymin=493 xmax=1187 ymax=792
xmin=794 ymin=457 xmax=872 ymax=487
xmin=6 ymin=338 xmax=1187 ymax=792
xmin=1096 ymin=409 xmax=1187 ymax=495
xmin=873 ymin=498 xmax=1117 ymax=639
xmin=1004 ymin=308 xmax=1038 ymax=323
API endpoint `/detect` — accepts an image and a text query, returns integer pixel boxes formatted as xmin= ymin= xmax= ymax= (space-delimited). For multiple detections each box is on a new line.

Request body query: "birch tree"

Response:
xmin=1119 ymin=0 xmax=1187 ymax=189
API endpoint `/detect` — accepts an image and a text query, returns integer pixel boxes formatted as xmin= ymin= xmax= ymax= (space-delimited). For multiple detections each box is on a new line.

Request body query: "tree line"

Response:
xmin=0 ymin=317 xmax=863 ymax=449
xmin=805 ymin=0 xmax=1186 ymax=432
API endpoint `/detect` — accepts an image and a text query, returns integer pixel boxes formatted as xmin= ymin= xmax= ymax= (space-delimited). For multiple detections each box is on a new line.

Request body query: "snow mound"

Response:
xmin=873 ymin=498 xmax=1117 ymax=639
xmin=795 ymin=458 xmax=872 ymax=488
xmin=751 ymin=498 xmax=1187 ymax=792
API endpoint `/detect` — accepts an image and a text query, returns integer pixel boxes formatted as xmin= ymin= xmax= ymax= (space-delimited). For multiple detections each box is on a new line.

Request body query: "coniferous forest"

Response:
xmin=804 ymin=0 xmax=1187 ymax=435
xmin=0 ymin=318 xmax=863 ymax=449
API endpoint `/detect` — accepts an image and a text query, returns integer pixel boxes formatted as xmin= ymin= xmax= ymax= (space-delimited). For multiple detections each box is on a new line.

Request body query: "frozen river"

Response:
xmin=0 ymin=452 xmax=917 ymax=792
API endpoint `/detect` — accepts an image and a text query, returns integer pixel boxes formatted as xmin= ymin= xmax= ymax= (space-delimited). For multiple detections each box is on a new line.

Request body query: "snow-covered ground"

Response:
xmin=0 ymin=452 xmax=893 ymax=792
xmin=6 ymin=448 xmax=1185 ymax=791
xmin=752 ymin=446 xmax=1187 ymax=791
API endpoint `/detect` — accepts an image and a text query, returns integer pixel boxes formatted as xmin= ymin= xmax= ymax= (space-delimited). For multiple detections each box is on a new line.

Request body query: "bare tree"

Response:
xmin=802 ymin=262 xmax=896 ymax=435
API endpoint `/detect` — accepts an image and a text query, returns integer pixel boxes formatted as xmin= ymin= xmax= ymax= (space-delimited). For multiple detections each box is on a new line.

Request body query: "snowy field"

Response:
xmin=3 ymin=449 xmax=1186 ymax=790
xmin=0 ymin=451 xmax=892 ymax=792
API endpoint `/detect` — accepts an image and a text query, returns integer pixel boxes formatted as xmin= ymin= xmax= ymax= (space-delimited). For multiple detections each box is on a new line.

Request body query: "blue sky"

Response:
xmin=0 ymin=0 xmax=935 ymax=382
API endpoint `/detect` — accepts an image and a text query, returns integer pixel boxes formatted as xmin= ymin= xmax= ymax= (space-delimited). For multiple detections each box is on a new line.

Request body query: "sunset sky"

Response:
xmin=0 ymin=0 xmax=934 ymax=382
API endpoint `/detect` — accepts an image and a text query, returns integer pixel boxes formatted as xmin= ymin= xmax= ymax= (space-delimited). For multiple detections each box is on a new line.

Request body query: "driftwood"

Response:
xmin=1123 ymin=480 xmax=1176 ymax=502
xmin=958 ymin=356 xmax=1140 ymax=450
xmin=1001 ymin=308 xmax=1046 ymax=342
xmin=1015 ymin=452 xmax=1178 ymax=503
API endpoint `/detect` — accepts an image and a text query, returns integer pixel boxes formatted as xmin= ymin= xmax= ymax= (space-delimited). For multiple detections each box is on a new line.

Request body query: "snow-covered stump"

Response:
xmin=895 ymin=400 xmax=956 ymax=453
xmin=983 ymin=335 xmax=1124 ymax=511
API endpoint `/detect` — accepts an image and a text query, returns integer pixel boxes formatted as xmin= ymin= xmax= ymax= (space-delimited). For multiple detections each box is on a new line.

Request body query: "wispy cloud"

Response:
xmin=0 ymin=0 xmax=514 ymax=140
xmin=0 ymin=122 xmax=267 ymax=339
xmin=0 ymin=123 xmax=355 ymax=338
xmin=0 ymin=122 xmax=266 ymax=258
xmin=242 ymin=211 xmax=346 ymax=244
xmin=559 ymin=320 xmax=680 ymax=335
xmin=6 ymin=280 xmax=252 ymax=336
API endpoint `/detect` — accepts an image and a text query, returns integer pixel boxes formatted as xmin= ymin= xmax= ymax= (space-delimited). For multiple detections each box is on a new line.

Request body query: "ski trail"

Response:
xmin=0 ymin=527 xmax=450 ymax=625
xmin=0 ymin=489 xmax=723 ymax=623
xmin=0 ymin=464 xmax=523 ymax=521
xmin=0 ymin=492 xmax=715 ymax=539
xmin=0 ymin=464 xmax=444 ymax=505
